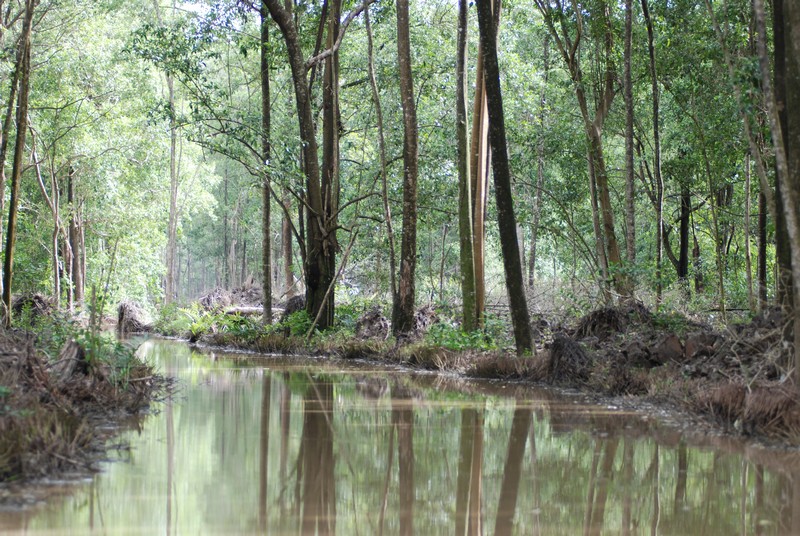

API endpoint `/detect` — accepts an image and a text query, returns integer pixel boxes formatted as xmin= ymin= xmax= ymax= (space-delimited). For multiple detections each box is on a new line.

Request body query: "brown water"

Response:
xmin=2 ymin=338 xmax=800 ymax=535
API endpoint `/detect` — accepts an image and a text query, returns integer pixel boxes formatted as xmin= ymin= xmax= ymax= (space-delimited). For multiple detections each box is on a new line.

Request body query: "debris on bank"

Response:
xmin=0 ymin=329 xmax=163 ymax=484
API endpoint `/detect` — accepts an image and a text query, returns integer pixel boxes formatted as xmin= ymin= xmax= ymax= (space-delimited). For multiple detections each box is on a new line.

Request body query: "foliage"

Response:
xmin=424 ymin=323 xmax=498 ymax=352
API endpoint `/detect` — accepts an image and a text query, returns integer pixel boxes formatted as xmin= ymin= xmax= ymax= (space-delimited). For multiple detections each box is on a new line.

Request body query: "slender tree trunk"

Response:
xmin=758 ymin=191 xmax=768 ymax=308
xmin=0 ymin=26 xmax=22 ymax=299
xmin=393 ymin=0 xmax=419 ymax=335
xmin=456 ymin=0 xmax=476 ymax=331
xmin=678 ymin=183 xmax=690 ymax=281
xmin=529 ymin=34 xmax=550 ymax=291
xmin=68 ymin=168 xmax=84 ymax=308
xmin=642 ymin=0 xmax=663 ymax=305
xmin=623 ymin=0 xmax=636 ymax=267
xmin=745 ymin=153 xmax=755 ymax=310
xmin=1 ymin=0 xmax=33 ymax=326
xmin=470 ymin=56 xmax=489 ymax=328
xmin=282 ymin=189 xmax=294 ymax=298
xmin=476 ymin=0 xmax=532 ymax=354
xmin=261 ymin=4 xmax=273 ymax=323
xmin=365 ymin=7 xmax=397 ymax=304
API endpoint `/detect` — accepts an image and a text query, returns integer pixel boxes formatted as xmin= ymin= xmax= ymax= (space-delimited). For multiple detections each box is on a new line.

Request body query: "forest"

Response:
xmin=0 ymin=0 xmax=799 ymax=376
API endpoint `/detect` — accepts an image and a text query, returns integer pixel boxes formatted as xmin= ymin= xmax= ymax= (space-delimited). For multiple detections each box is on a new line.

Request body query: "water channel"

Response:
xmin=2 ymin=337 xmax=800 ymax=534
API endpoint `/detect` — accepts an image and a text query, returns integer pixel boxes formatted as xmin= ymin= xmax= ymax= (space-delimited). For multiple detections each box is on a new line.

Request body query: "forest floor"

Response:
xmin=0 ymin=317 xmax=167 ymax=507
xmin=188 ymin=292 xmax=800 ymax=446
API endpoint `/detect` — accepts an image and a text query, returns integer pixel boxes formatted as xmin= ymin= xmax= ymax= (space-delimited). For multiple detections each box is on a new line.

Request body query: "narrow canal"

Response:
xmin=2 ymin=338 xmax=798 ymax=534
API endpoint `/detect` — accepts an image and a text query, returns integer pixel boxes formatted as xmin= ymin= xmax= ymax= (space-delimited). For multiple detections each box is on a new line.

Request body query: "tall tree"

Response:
xmin=476 ymin=0 xmax=533 ymax=354
xmin=456 ymin=0 xmax=476 ymax=331
xmin=265 ymin=0 xmax=369 ymax=329
xmin=2 ymin=0 xmax=35 ymax=326
xmin=393 ymin=0 xmax=419 ymax=335
xmin=623 ymin=0 xmax=635 ymax=268
xmin=152 ymin=0 xmax=180 ymax=305
xmin=642 ymin=0 xmax=663 ymax=305
xmin=260 ymin=2 xmax=272 ymax=324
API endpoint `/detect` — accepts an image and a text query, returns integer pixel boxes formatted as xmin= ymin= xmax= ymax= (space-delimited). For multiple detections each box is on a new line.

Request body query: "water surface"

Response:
xmin=2 ymin=338 xmax=799 ymax=534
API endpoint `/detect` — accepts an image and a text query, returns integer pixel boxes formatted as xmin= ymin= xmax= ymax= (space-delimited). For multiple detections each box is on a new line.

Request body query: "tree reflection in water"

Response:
xmin=11 ymin=342 xmax=800 ymax=534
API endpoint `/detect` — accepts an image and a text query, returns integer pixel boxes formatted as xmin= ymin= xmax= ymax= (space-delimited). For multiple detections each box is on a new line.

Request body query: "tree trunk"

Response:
xmin=494 ymin=406 xmax=531 ymax=536
xmin=68 ymin=168 xmax=84 ymax=309
xmin=282 ymin=189 xmax=294 ymax=299
xmin=264 ymin=0 xmax=352 ymax=330
xmin=642 ymin=0 xmax=663 ymax=305
xmin=1 ymin=0 xmax=33 ymax=326
xmin=365 ymin=7 xmax=397 ymax=304
xmin=774 ymin=0 xmax=793 ymax=312
xmin=623 ymin=0 xmax=636 ymax=267
xmin=0 ymin=23 xmax=22 ymax=299
xmin=393 ymin=0 xmax=419 ymax=336
xmin=260 ymin=4 xmax=273 ymax=324
xmin=745 ymin=153 xmax=754 ymax=310
xmin=678 ymin=183 xmax=690 ymax=280
xmin=456 ymin=0 xmax=476 ymax=331
xmin=529 ymin=34 xmax=550 ymax=291
xmin=476 ymin=0 xmax=532 ymax=354
xmin=758 ymin=190 xmax=768 ymax=308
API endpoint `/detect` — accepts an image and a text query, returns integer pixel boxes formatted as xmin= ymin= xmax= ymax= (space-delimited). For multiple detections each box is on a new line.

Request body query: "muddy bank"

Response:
xmin=0 ymin=327 xmax=167 ymax=504
xmin=186 ymin=302 xmax=800 ymax=445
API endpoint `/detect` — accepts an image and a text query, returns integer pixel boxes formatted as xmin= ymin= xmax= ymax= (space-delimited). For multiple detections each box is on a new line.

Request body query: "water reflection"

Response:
xmin=4 ymin=338 xmax=800 ymax=534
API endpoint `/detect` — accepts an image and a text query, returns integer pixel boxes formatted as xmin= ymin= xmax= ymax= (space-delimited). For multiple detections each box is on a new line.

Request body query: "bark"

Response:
xmin=623 ymin=0 xmax=636 ymax=267
xmin=476 ymin=0 xmax=533 ymax=354
xmin=1 ymin=0 xmax=33 ymax=326
xmin=261 ymin=4 xmax=272 ymax=324
xmin=456 ymin=0 xmax=476 ymax=331
xmin=642 ymin=0 xmax=663 ymax=305
xmin=365 ymin=7 xmax=397 ymax=302
xmin=393 ymin=0 xmax=419 ymax=336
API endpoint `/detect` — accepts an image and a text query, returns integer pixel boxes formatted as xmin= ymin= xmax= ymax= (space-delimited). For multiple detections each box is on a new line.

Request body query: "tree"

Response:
xmin=392 ymin=0 xmax=419 ymax=336
xmin=476 ymin=0 xmax=532 ymax=355
xmin=264 ymin=0 xmax=370 ymax=329
xmin=2 ymin=0 xmax=35 ymax=326
xmin=456 ymin=0 xmax=476 ymax=332
xmin=260 ymin=2 xmax=272 ymax=324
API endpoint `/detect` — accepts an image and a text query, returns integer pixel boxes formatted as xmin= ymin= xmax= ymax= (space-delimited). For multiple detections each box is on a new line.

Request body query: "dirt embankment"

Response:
xmin=0 ymin=328 xmax=165 ymax=492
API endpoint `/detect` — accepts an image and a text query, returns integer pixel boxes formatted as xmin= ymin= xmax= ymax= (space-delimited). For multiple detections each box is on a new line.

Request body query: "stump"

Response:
xmin=117 ymin=301 xmax=152 ymax=335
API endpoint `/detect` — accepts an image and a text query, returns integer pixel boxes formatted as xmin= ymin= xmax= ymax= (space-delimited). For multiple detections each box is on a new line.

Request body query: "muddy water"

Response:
xmin=2 ymin=338 xmax=800 ymax=534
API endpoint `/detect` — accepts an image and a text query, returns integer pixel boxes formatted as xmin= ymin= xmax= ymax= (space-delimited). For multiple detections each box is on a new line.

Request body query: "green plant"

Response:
xmin=424 ymin=322 xmax=498 ymax=352
xmin=281 ymin=310 xmax=313 ymax=337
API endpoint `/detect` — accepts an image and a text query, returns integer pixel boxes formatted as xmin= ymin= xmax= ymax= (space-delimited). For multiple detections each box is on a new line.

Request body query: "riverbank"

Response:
xmin=0 ymin=320 xmax=166 ymax=497
xmin=180 ymin=301 xmax=800 ymax=445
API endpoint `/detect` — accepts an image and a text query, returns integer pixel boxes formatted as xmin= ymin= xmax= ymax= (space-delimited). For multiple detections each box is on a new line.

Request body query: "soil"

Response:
xmin=0 ymin=329 xmax=167 ymax=506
